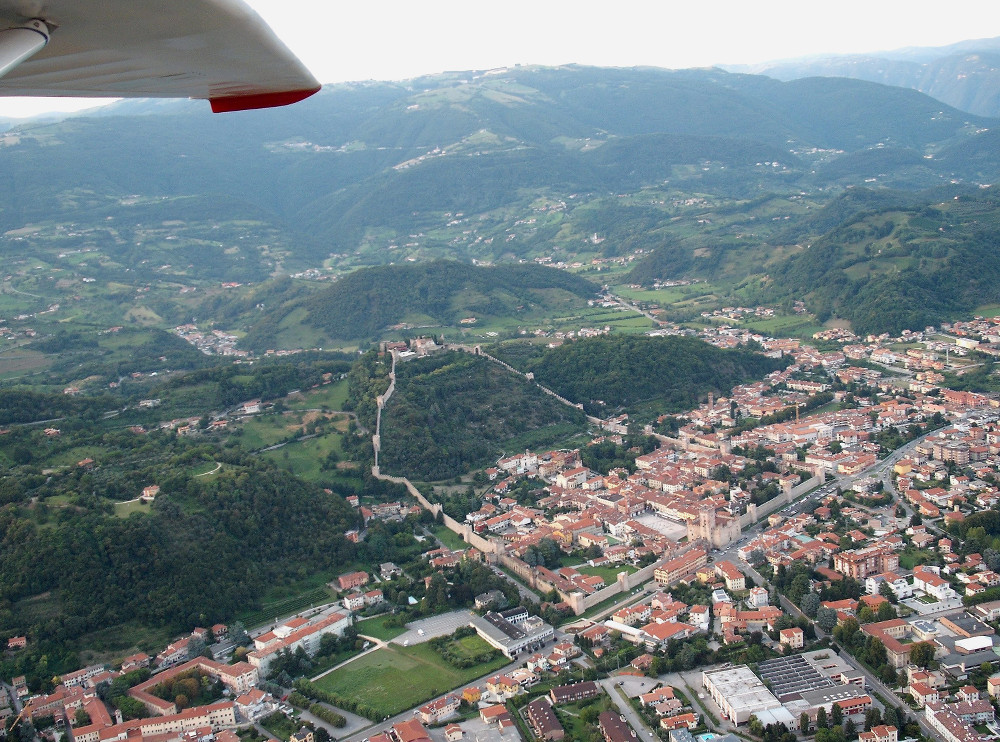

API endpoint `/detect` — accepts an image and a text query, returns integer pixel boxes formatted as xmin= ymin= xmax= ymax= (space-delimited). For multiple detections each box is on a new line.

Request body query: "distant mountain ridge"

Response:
xmin=3 ymin=63 xmax=1000 ymax=337
xmin=727 ymin=36 xmax=1000 ymax=118
xmin=0 ymin=64 xmax=991 ymax=257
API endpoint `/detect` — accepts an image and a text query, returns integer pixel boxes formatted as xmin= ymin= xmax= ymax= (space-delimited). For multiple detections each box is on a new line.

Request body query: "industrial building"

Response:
xmin=702 ymin=666 xmax=794 ymax=727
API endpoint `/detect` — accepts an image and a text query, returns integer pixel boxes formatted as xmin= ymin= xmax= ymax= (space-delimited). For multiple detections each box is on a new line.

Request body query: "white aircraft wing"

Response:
xmin=0 ymin=0 xmax=320 ymax=111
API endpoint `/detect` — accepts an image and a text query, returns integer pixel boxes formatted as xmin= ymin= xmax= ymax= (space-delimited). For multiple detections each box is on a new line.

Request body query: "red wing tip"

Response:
xmin=209 ymin=86 xmax=321 ymax=113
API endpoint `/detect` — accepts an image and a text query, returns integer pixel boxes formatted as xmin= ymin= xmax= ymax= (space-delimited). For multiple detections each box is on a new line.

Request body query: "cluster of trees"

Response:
xmin=496 ymin=335 xmax=788 ymax=416
xmin=379 ymin=352 xmax=585 ymax=479
xmin=0 ymin=388 xmax=100 ymax=426
xmin=149 ymin=669 xmax=223 ymax=710
xmin=797 ymin=699 xmax=919 ymax=741
xmin=772 ymin=562 xmax=819 ymax=607
xmin=309 ymin=704 xmax=347 ymax=728
xmin=521 ymin=537 xmax=565 ymax=569
xmin=287 ymin=682 xmax=347 ymax=727
xmin=873 ymin=422 xmax=928 ymax=455
xmin=832 ymin=618 xmax=900 ymax=686
xmin=431 ymin=485 xmax=481 ymax=521
xmin=362 ymin=555 xmax=522 ymax=624
xmin=91 ymin=669 xmax=152 ymax=721
xmin=747 ymin=717 xmax=796 ymax=742
xmin=581 ymin=434 xmax=659 ymax=475
xmin=345 ymin=350 xmax=392 ymax=434
xmin=157 ymin=354 xmax=353 ymax=411
xmin=430 ymin=627 xmax=501 ymax=668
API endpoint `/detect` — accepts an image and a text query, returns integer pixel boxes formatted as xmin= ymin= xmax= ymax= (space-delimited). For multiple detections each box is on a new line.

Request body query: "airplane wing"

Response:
xmin=0 ymin=0 xmax=320 ymax=112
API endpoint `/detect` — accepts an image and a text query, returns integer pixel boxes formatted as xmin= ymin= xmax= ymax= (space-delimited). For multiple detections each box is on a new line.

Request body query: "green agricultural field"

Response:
xmin=114 ymin=500 xmax=152 ymax=518
xmin=284 ymin=379 xmax=351 ymax=411
xmin=233 ymin=415 xmax=292 ymax=450
xmin=736 ymin=314 xmax=827 ymax=338
xmin=356 ymin=614 xmax=407 ymax=642
xmin=0 ymin=347 xmax=52 ymax=378
xmin=432 ymin=525 xmax=468 ymax=551
xmin=973 ymin=304 xmax=1000 ymax=319
xmin=314 ymin=641 xmax=509 ymax=718
xmin=610 ymin=285 xmax=702 ymax=305
xmin=259 ymin=432 xmax=347 ymax=482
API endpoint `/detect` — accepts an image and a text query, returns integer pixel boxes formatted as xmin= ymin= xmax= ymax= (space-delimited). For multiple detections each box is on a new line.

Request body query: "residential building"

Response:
xmin=336 ymin=571 xmax=369 ymax=591
xmin=598 ymin=711 xmax=638 ymax=742
xmin=416 ymin=695 xmax=460 ymax=725
xmin=746 ymin=587 xmax=769 ymax=609
xmin=833 ymin=545 xmax=899 ymax=580
xmin=526 ymin=698 xmax=565 ymax=741
xmin=779 ymin=627 xmax=804 ymax=649
xmin=550 ymin=682 xmax=600 ymax=705
xmin=247 ymin=612 xmax=351 ymax=676
xmin=858 ymin=726 xmax=897 ymax=742
xmin=654 ymin=549 xmax=708 ymax=586
xmin=715 ymin=561 xmax=745 ymax=591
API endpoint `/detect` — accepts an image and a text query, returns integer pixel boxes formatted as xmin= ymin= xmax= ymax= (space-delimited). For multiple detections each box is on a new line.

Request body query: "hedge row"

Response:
xmin=293 ymin=679 xmax=380 ymax=722
xmin=309 ymin=704 xmax=346 ymax=728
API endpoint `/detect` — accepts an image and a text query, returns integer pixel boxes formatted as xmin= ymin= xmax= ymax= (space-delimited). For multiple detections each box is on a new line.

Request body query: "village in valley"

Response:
xmin=9 ymin=307 xmax=1000 ymax=742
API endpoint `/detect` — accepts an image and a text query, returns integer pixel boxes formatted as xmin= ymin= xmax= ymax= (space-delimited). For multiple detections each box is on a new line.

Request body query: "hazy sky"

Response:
xmin=2 ymin=0 xmax=1000 ymax=118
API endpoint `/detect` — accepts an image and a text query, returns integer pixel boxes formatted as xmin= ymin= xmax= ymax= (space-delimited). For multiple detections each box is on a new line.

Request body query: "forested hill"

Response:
xmin=302 ymin=261 xmax=600 ymax=340
xmin=492 ymin=335 xmax=789 ymax=416
xmin=764 ymin=192 xmax=1000 ymax=336
xmin=378 ymin=351 xmax=586 ymax=479
xmin=0 ymin=462 xmax=356 ymax=656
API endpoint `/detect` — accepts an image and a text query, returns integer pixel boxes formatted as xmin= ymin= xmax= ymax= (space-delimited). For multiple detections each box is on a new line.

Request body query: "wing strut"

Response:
xmin=0 ymin=19 xmax=50 ymax=79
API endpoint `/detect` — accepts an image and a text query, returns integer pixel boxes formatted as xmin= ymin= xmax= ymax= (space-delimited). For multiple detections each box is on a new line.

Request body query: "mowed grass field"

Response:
xmin=355 ymin=614 xmax=408 ymax=642
xmin=314 ymin=640 xmax=508 ymax=717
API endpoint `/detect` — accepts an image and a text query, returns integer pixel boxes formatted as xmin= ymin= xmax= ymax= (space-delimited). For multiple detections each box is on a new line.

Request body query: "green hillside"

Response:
xmin=302 ymin=261 xmax=600 ymax=341
xmin=492 ymin=335 xmax=789 ymax=416
xmin=378 ymin=351 xmax=586 ymax=479
xmin=765 ymin=192 xmax=1000 ymax=335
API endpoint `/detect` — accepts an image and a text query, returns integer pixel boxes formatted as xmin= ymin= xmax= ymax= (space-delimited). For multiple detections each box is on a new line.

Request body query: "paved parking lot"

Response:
xmin=392 ymin=609 xmax=477 ymax=645
xmin=425 ymin=716 xmax=519 ymax=742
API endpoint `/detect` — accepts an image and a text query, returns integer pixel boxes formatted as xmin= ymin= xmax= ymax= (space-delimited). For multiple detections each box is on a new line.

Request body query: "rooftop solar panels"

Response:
xmin=757 ymin=655 xmax=836 ymax=701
